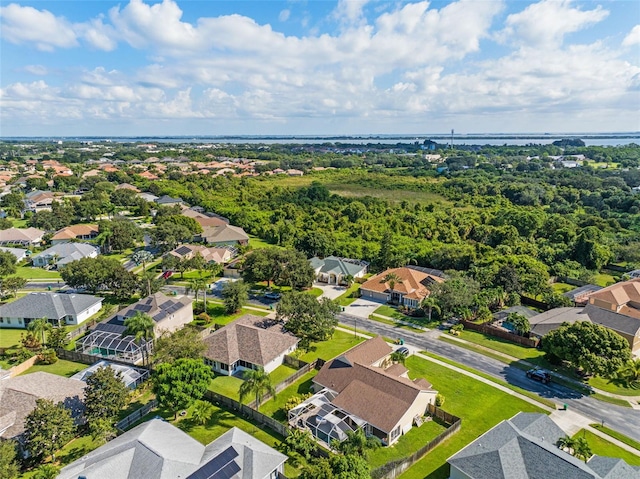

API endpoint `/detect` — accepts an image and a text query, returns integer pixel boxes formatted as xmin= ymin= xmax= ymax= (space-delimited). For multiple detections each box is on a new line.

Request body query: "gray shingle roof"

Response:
xmin=0 ymin=372 xmax=85 ymax=440
xmin=31 ymin=243 xmax=99 ymax=265
xmin=57 ymin=421 xmax=286 ymax=479
xmin=0 ymin=292 xmax=103 ymax=321
xmin=448 ymin=413 xmax=640 ymax=479
xmin=310 ymin=256 xmax=368 ymax=276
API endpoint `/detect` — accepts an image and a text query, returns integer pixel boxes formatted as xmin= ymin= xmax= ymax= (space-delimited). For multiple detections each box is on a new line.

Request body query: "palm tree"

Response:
xmin=389 ymin=351 xmax=407 ymax=365
xmin=573 ymin=436 xmax=592 ymax=462
xmin=131 ymin=250 xmax=154 ymax=274
xmin=420 ymin=296 xmax=441 ymax=321
xmin=187 ymin=276 xmax=208 ymax=312
xmin=557 ymin=435 xmax=576 ymax=455
xmin=332 ymin=428 xmax=380 ymax=457
xmin=380 ymin=272 xmax=403 ymax=304
xmin=123 ymin=312 xmax=155 ymax=366
xmin=238 ymin=368 xmax=275 ymax=410
xmin=343 ymin=274 xmax=355 ymax=288
xmin=191 ymin=399 xmax=215 ymax=425
xmin=27 ymin=317 xmax=52 ymax=347
xmin=616 ymin=359 xmax=640 ymax=388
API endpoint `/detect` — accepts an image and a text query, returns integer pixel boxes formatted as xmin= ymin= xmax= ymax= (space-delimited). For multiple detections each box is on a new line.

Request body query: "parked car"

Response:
xmin=526 ymin=368 xmax=551 ymax=384
xmin=264 ymin=292 xmax=281 ymax=300
xmin=395 ymin=346 xmax=410 ymax=357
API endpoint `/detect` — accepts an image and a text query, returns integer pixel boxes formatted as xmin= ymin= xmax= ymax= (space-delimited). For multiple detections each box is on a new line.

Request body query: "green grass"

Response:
xmin=298 ymin=329 xmax=364 ymax=362
xmin=306 ymin=287 xmax=323 ymax=298
xmin=0 ymin=328 xmax=26 ymax=348
xmin=269 ymin=364 xmax=299 ymax=386
xmin=335 ymin=283 xmax=361 ymax=306
xmin=11 ymin=218 xmax=28 ymax=228
xmin=20 ymin=358 xmax=87 ymax=378
xmin=119 ymin=388 xmax=156 ymax=420
xmin=551 ymin=282 xmax=575 ymax=294
xmin=590 ymin=424 xmax=640 ymax=452
xmin=398 ymin=355 xmax=544 ymax=479
xmin=592 ymin=273 xmax=617 ymax=287
xmin=374 ymin=305 xmax=411 ymax=320
xmin=14 ymin=266 xmax=62 ymax=279
xmin=259 ymin=371 xmax=318 ymax=421
xmin=208 ymin=374 xmax=245 ymax=401
xmin=588 ymin=376 xmax=640 ymax=396
xmin=590 ymin=393 xmax=632 ymax=408
xmin=56 ymin=434 xmax=104 ymax=467
xmin=572 ymin=429 xmax=640 ymax=466
xmin=248 ymin=235 xmax=280 ymax=250
xmin=420 ymin=351 xmax=558 ymax=409
xmin=202 ymin=304 xmax=269 ymax=327
xmin=369 ymin=420 xmax=447 ymax=469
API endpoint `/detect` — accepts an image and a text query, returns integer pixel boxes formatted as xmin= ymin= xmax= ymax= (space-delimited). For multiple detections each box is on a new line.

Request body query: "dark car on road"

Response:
xmin=526 ymin=368 xmax=551 ymax=384
xmin=264 ymin=292 xmax=281 ymax=300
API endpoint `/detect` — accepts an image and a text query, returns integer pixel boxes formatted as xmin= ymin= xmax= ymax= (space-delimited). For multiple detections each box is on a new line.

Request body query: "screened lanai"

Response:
xmin=288 ymin=389 xmax=367 ymax=445
xmin=76 ymin=329 xmax=148 ymax=364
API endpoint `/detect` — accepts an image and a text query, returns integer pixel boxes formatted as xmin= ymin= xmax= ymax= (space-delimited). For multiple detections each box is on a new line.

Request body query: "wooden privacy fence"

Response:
xmin=461 ymin=320 xmax=540 ymax=348
xmin=371 ymin=404 xmax=461 ymax=479
xmin=117 ymin=399 xmax=158 ymax=432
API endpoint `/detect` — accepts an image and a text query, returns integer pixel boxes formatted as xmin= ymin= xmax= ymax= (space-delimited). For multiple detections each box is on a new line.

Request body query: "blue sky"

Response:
xmin=1 ymin=0 xmax=639 ymax=136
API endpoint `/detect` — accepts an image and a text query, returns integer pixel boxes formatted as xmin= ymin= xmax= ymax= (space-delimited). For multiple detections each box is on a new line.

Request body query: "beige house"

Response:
xmin=360 ymin=266 xmax=444 ymax=309
xmin=0 ymin=227 xmax=44 ymax=246
xmin=203 ymin=314 xmax=298 ymax=376
xmin=289 ymin=336 xmax=437 ymax=446
xmin=168 ymin=244 xmax=235 ymax=265
xmin=51 ymin=224 xmax=99 ymax=245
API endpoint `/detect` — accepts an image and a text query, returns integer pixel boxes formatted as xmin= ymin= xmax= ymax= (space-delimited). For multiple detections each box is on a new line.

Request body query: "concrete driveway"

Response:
xmin=343 ymin=298 xmax=381 ymax=318
xmin=314 ymin=282 xmax=347 ymax=300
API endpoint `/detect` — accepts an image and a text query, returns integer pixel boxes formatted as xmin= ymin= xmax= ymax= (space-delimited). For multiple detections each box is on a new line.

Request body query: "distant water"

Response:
xmin=2 ymin=134 xmax=639 ymax=147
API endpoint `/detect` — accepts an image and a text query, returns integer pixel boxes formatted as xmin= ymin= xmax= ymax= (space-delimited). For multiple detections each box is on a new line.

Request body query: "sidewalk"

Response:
xmin=442 ymin=333 xmax=640 ymax=406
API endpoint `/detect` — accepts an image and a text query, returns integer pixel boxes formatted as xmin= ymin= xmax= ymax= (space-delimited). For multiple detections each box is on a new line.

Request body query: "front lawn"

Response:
xmin=335 ymin=283 xmax=361 ymax=306
xmin=0 ymin=327 xmax=26 ymax=348
xmin=572 ymin=429 xmax=640 ymax=466
xmin=201 ymin=304 xmax=269 ymax=327
xmin=398 ymin=355 xmax=544 ymax=479
xmin=20 ymin=358 xmax=87 ymax=378
xmin=588 ymin=376 xmax=640 ymax=396
xmin=14 ymin=266 xmax=62 ymax=279
xmin=298 ymin=329 xmax=364 ymax=362
xmin=306 ymin=287 xmax=323 ymax=298
xmin=374 ymin=305 xmax=411 ymax=320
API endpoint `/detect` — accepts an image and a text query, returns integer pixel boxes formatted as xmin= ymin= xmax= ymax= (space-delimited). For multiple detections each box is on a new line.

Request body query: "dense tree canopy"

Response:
xmin=153 ymin=358 xmax=213 ymax=418
xmin=276 ymin=292 xmax=341 ymax=346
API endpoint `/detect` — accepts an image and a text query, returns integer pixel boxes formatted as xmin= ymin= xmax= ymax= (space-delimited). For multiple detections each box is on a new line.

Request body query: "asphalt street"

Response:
xmin=338 ymin=313 xmax=640 ymax=442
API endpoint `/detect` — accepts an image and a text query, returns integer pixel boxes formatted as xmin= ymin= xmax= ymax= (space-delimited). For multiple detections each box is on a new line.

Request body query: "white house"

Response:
xmin=309 ymin=256 xmax=368 ymax=285
xmin=31 ymin=243 xmax=100 ymax=268
xmin=0 ymin=292 xmax=103 ymax=329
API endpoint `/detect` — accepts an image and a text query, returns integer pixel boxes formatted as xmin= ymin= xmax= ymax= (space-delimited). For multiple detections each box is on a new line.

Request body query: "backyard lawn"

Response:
xmin=208 ymin=374 xmax=244 ymax=401
xmin=269 ymin=364 xmax=299 ymax=386
xmin=259 ymin=370 xmax=318 ymax=421
xmin=0 ymin=327 xmax=27 ymax=348
xmin=298 ymin=329 xmax=364 ymax=362
xmin=20 ymin=359 xmax=87 ymax=378
xmin=398 ymin=355 xmax=544 ymax=479
xmin=551 ymin=282 xmax=575 ymax=294
xmin=572 ymin=429 xmax=640 ymax=466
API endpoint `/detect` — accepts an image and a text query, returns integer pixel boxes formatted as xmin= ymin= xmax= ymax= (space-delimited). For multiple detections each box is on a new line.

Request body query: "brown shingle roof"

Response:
xmin=360 ymin=267 xmax=443 ymax=301
xmin=52 ymin=224 xmax=99 ymax=240
xmin=343 ymin=335 xmax=391 ymax=366
xmin=588 ymin=279 xmax=640 ymax=309
xmin=203 ymin=315 xmax=299 ymax=367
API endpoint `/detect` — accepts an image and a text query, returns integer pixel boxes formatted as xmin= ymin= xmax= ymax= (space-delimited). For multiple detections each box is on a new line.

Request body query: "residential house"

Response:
xmin=0 ymin=227 xmax=44 ymax=246
xmin=31 ymin=243 xmax=100 ymax=268
xmin=360 ymin=266 xmax=444 ymax=309
xmin=309 ymin=256 xmax=368 ymax=285
xmin=563 ymin=284 xmax=603 ymax=306
xmin=202 ymin=314 xmax=299 ymax=376
xmin=628 ymin=269 xmax=640 ymax=279
xmin=77 ymin=292 xmax=192 ymax=363
xmin=197 ymin=224 xmax=250 ymax=246
xmin=289 ymin=336 xmax=437 ymax=446
xmin=51 ymin=224 xmax=99 ymax=245
xmin=137 ymin=192 xmax=159 ymax=203
xmin=182 ymin=208 xmax=230 ymax=227
xmin=527 ymin=307 xmax=589 ymax=339
xmin=24 ymin=190 xmax=56 ymax=212
xmin=154 ymin=194 xmax=184 ymax=206
xmin=138 ymin=170 xmax=159 ymax=180
xmin=586 ymin=279 xmax=640 ymax=354
xmin=115 ymin=183 xmax=140 ymax=192
xmin=168 ymin=244 xmax=235 ymax=265
xmin=448 ymin=412 xmax=640 ymax=479
xmin=0 ymin=292 xmax=103 ymax=329
xmin=57 ymin=421 xmax=287 ymax=479
xmin=0 ymin=372 xmax=85 ymax=442
xmin=0 ymin=246 xmax=28 ymax=262
xmin=287 ymin=169 xmax=304 ymax=176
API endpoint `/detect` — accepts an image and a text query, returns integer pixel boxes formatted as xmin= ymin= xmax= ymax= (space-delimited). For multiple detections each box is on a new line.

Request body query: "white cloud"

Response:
xmin=279 ymin=9 xmax=290 ymax=22
xmin=78 ymin=17 xmax=118 ymax=51
xmin=623 ymin=25 xmax=640 ymax=47
xmin=0 ymin=3 xmax=78 ymax=50
xmin=332 ymin=0 xmax=371 ymax=25
xmin=498 ymin=0 xmax=608 ymax=48
xmin=22 ymin=65 xmax=48 ymax=76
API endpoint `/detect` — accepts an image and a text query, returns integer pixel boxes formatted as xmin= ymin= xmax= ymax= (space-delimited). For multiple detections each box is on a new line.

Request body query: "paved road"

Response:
xmin=26 ymin=281 xmax=66 ymax=290
xmin=339 ymin=313 xmax=640 ymax=442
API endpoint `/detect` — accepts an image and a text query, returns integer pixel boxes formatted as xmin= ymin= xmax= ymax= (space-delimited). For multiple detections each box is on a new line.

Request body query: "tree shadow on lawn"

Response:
xmin=502 ymin=362 xmax=586 ymax=401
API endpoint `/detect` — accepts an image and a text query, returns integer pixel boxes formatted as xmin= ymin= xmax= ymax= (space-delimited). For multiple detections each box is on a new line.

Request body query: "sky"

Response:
xmin=0 ymin=0 xmax=639 ymax=137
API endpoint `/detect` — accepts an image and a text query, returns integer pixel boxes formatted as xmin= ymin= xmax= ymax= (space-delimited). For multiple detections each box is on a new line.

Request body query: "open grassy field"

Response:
xmin=398 ymin=355 xmax=544 ymax=479
xmin=572 ymin=429 xmax=640 ymax=466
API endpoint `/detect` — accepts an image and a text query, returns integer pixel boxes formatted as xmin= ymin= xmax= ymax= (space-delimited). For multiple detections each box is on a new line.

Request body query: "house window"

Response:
xmin=391 ymin=425 xmax=401 ymax=440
